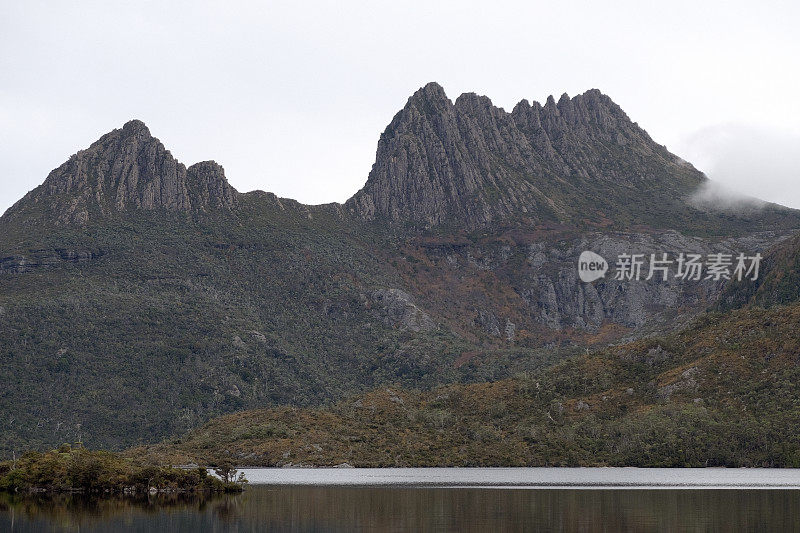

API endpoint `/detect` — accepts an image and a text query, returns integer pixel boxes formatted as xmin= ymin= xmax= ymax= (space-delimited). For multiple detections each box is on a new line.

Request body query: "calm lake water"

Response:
xmin=3 ymin=468 xmax=800 ymax=532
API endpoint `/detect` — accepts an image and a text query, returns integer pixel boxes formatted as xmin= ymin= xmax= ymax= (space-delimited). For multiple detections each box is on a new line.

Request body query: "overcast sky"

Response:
xmin=1 ymin=0 xmax=799 ymax=215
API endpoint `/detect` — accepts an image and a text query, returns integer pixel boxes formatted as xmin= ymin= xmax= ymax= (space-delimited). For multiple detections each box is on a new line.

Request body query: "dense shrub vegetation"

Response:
xmin=0 ymin=445 xmax=244 ymax=494
xmin=139 ymin=302 xmax=800 ymax=467
xmin=0 ymin=203 xmax=580 ymax=456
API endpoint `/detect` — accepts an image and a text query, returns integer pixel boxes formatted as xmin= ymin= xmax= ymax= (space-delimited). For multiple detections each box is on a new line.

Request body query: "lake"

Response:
xmin=3 ymin=468 xmax=800 ymax=532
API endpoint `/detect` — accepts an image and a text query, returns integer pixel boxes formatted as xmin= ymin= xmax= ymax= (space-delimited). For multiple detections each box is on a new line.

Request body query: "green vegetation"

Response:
xmin=0 ymin=203 xmax=457 ymax=454
xmin=0 ymin=199 xmax=583 ymax=456
xmin=0 ymin=444 xmax=244 ymax=494
xmin=3 ymin=113 xmax=800 ymax=466
xmin=3 ymin=192 xmax=800 ymax=465
xmin=137 ymin=301 xmax=800 ymax=467
xmin=717 ymin=232 xmax=800 ymax=310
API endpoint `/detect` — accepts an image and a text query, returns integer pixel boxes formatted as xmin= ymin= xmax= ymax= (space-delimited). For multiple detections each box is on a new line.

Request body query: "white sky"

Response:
xmin=1 ymin=0 xmax=799 ymax=215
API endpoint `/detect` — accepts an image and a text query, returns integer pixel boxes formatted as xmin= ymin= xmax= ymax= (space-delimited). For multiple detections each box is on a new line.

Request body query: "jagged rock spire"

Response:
xmin=346 ymin=82 xmax=704 ymax=229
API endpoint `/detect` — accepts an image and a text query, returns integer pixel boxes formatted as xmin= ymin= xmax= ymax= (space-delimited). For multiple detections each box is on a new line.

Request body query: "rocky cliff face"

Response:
xmin=506 ymin=231 xmax=782 ymax=332
xmin=345 ymin=82 xmax=741 ymax=231
xmin=394 ymin=229 xmax=789 ymax=348
xmin=5 ymin=120 xmax=237 ymax=225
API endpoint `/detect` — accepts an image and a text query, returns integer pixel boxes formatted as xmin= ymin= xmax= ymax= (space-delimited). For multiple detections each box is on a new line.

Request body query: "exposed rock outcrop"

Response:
xmin=0 ymin=248 xmax=104 ymax=274
xmin=187 ymin=160 xmax=238 ymax=210
xmin=5 ymin=120 xmax=237 ymax=225
xmin=518 ymin=231 xmax=782 ymax=330
xmin=368 ymin=288 xmax=436 ymax=332
xmin=405 ymin=229 xmax=788 ymax=337
xmin=346 ymin=82 xmax=708 ymax=230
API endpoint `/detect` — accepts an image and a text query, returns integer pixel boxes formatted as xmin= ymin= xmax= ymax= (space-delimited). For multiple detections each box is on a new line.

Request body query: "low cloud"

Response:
xmin=677 ymin=123 xmax=800 ymax=210
xmin=688 ymin=180 xmax=766 ymax=212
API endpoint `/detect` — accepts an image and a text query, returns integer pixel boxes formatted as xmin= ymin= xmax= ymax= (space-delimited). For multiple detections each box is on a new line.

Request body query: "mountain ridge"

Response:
xmin=5 ymin=82 xmax=800 ymax=237
xmin=345 ymin=82 xmax=720 ymax=230
xmin=2 ymin=83 xmax=800 ymax=456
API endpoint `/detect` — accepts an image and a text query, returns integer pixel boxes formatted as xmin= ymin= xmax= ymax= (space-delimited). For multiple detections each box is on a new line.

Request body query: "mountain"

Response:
xmin=3 ymin=120 xmax=237 ymax=227
xmin=2 ymin=83 xmax=800 ymax=456
xmin=346 ymin=82 xmax=796 ymax=234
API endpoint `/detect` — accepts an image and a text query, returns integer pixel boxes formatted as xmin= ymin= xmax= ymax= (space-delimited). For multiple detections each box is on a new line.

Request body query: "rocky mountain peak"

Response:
xmin=186 ymin=160 xmax=238 ymax=209
xmin=4 ymin=120 xmax=238 ymax=225
xmin=121 ymin=118 xmax=151 ymax=136
xmin=346 ymin=83 xmax=708 ymax=230
xmin=408 ymin=81 xmax=451 ymax=108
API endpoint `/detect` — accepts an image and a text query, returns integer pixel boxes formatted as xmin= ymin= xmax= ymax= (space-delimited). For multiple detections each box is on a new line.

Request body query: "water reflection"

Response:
xmin=0 ymin=492 xmax=229 ymax=532
xmin=2 ymin=486 xmax=800 ymax=532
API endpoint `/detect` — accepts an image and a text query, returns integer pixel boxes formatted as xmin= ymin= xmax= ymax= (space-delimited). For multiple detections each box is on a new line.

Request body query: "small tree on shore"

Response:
xmin=213 ymin=460 xmax=237 ymax=483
